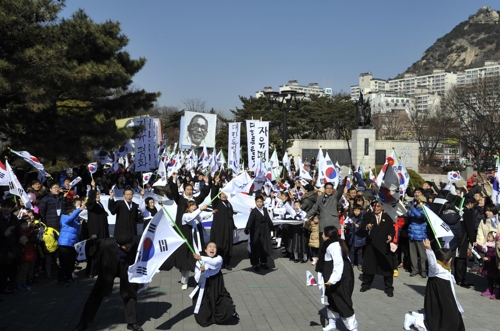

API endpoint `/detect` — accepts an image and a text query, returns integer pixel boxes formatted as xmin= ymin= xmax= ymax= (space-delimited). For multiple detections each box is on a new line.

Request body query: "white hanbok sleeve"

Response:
xmin=426 ymin=249 xmax=440 ymax=277
xmin=200 ymin=255 xmax=223 ymax=278
xmin=182 ymin=208 xmax=202 ymax=226
xmin=327 ymin=242 xmax=344 ymax=285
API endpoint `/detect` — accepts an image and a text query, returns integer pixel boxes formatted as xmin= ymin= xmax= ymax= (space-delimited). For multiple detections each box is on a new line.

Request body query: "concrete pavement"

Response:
xmin=0 ymin=242 xmax=498 ymax=331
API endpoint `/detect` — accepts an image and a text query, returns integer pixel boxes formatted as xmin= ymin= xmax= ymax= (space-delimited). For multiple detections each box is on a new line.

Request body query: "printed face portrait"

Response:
xmin=187 ymin=115 xmax=208 ymax=146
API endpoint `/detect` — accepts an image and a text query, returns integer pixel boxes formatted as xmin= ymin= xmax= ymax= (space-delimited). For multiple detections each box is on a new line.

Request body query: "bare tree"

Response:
xmin=372 ymin=109 xmax=411 ymax=140
xmin=441 ymin=76 xmax=500 ymax=165
xmin=182 ymin=98 xmax=207 ymax=113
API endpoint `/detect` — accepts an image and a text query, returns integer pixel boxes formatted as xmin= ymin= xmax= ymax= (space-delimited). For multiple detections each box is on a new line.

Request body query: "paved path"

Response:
xmin=0 ymin=243 xmax=498 ymax=331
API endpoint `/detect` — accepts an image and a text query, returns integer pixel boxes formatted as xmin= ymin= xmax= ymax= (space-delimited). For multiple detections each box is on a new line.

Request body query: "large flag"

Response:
xmin=5 ymin=160 xmax=32 ymax=209
xmin=376 ymin=152 xmax=398 ymax=187
xmin=142 ymin=172 xmax=153 ymax=185
xmin=200 ymin=143 xmax=210 ymax=169
xmin=209 ymin=147 xmax=218 ymax=173
xmin=282 ymin=152 xmax=291 ymax=175
xmin=10 ymin=149 xmax=48 ymax=178
xmin=377 ymin=164 xmax=406 ymax=221
xmin=269 ymin=149 xmax=280 ymax=179
xmin=221 ymin=171 xmax=254 ymax=197
xmin=252 ymin=158 xmax=267 ymax=192
xmin=421 ymin=204 xmax=454 ymax=247
xmin=298 ymin=156 xmax=312 ymax=180
xmin=128 ymin=207 xmax=185 ymax=284
xmin=115 ymin=140 xmax=133 ymax=158
xmin=74 ymin=240 xmax=87 ymax=261
xmin=0 ymin=161 xmax=8 ymax=186
xmin=321 ymin=153 xmax=339 ymax=188
xmin=396 ymin=159 xmax=410 ymax=195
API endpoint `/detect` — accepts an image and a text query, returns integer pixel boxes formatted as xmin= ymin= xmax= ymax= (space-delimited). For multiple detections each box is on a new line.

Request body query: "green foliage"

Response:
xmin=213 ymin=93 xmax=355 ymax=159
xmin=0 ymin=0 xmax=159 ymax=163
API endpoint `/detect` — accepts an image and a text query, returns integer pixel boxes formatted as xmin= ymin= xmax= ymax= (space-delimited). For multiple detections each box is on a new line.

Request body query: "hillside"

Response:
xmin=397 ymin=6 xmax=500 ymax=77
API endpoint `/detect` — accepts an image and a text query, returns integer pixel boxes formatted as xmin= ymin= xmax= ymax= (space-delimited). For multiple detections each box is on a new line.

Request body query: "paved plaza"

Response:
xmin=0 ymin=242 xmax=498 ymax=331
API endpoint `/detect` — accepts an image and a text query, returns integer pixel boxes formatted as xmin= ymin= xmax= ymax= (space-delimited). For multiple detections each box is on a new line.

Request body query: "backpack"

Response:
xmin=35 ymin=221 xmax=60 ymax=253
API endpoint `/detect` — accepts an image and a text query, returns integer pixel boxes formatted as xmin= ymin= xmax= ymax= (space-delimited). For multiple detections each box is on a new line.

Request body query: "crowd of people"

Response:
xmin=1 ymin=156 xmax=499 ymax=331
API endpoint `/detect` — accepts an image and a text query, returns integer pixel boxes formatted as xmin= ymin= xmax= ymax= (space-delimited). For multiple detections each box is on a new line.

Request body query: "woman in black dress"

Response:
xmin=316 ymin=226 xmax=358 ymax=331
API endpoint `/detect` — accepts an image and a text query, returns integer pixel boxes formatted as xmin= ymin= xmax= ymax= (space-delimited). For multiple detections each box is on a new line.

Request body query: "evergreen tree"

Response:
xmin=0 ymin=0 xmax=159 ymax=163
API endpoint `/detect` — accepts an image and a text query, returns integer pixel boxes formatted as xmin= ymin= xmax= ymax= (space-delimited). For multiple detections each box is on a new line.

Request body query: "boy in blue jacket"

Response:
xmin=58 ymin=199 xmax=85 ymax=286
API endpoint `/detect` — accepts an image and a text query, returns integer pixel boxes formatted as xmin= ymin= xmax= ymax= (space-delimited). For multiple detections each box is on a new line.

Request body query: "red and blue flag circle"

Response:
xmin=325 ymin=167 xmax=337 ymax=180
xmin=378 ymin=187 xmax=396 ymax=203
xmin=140 ymin=238 xmax=155 ymax=262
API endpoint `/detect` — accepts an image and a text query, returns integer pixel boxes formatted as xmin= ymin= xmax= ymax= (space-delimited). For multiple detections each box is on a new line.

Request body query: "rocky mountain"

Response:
xmin=397 ymin=6 xmax=500 ymax=77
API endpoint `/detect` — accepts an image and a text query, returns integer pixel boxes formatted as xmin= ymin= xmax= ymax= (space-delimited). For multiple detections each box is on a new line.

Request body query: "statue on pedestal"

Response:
xmin=353 ymin=92 xmax=373 ymax=129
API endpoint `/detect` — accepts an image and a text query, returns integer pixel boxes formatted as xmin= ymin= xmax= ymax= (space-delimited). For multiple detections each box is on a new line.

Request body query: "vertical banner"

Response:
xmin=134 ymin=117 xmax=150 ymax=172
xmin=147 ymin=118 xmax=159 ymax=169
xmin=246 ymin=120 xmax=258 ymax=171
xmin=228 ymin=122 xmax=241 ymax=171
xmin=255 ymin=121 xmax=269 ymax=166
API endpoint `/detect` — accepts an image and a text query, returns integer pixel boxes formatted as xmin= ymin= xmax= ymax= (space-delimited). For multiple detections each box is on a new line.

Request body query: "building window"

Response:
xmin=364 ymin=138 xmax=369 ymax=156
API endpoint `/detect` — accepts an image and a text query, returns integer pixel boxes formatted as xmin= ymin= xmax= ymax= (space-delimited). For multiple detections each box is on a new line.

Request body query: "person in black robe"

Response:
xmin=84 ymin=180 xmax=110 ymax=277
xmin=360 ymin=201 xmax=396 ymax=297
xmin=454 ymin=197 xmax=476 ymax=287
xmin=190 ymin=241 xmax=239 ymax=327
xmin=108 ymin=188 xmax=143 ymax=246
xmin=74 ymin=236 xmax=144 ymax=331
xmin=403 ymin=239 xmax=465 ymax=331
xmin=316 ymin=226 xmax=358 ymax=331
xmin=210 ymin=176 xmax=236 ymax=270
xmin=244 ymin=195 xmax=274 ymax=272
xmin=163 ymin=173 xmax=211 ymax=289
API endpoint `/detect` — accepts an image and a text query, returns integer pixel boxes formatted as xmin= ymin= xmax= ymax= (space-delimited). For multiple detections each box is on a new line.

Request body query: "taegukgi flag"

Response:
xmin=128 ymin=207 xmax=184 ymax=284
xmin=5 ymin=160 xmax=32 ymax=209
xmin=88 ymin=162 xmax=98 ymax=175
xmin=74 ymin=240 xmax=87 ymax=261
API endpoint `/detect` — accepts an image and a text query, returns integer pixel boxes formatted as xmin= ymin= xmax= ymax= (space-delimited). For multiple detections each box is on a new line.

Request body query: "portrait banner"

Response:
xmin=246 ymin=120 xmax=258 ymax=171
xmin=181 ymin=111 xmax=217 ymax=148
xmin=228 ymin=123 xmax=241 ymax=170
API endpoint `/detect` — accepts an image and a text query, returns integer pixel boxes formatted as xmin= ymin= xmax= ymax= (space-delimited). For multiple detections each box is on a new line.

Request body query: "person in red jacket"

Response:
xmin=15 ymin=216 xmax=38 ymax=291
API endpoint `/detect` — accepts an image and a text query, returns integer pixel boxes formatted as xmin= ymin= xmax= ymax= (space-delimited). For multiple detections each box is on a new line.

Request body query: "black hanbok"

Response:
xmin=317 ymin=239 xmax=355 ymax=318
xmin=190 ymin=255 xmax=236 ymax=327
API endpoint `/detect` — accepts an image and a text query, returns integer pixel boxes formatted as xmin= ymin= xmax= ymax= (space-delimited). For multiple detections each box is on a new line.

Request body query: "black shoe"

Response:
xmin=75 ymin=322 xmax=88 ymax=331
xmin=233 ymin=312 xmax=240 ymax=320
xmin=360 ymin=287 xmax=370 ymax=292
xmin=409 ymin=273 xmax=418 ymax=277
xmin=58 ymin=281 xmax=69 ymax=287
xmin=300 ymin=259 xmax=307 ymax=263
xmin=253 ymin=266 xmax=260 ymax=272
xmin=421 ymin=273 xmax=427 ymax=279
xmin=127 ymin=324 xmax=144 ymax=331
xmin=294 ymin=259 xmax=299 ymax=263
xmin=226 ymin=265 xmax=233 ymax=271
xmin=386 ymin=292 xmax=394 ymax=297
xmin=460 ymin=281 xmax=473 ymax=288
xmin=260 ymin=264 xmax=269 ymax=270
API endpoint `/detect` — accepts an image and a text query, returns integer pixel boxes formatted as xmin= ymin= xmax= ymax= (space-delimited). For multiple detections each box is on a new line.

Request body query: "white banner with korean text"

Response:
xmin=246 ymin=120 xmax=258 ymax=171
xmin=228 ymin=122 xmax=241 ymax=170
xmin=255 ymin=121 xmax=269 ymax=167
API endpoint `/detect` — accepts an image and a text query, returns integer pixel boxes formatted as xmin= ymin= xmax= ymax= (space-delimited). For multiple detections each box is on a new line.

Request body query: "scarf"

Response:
xmin=182 ymin=193 xmax=195 ymax=201
xmin=436 ymin=260 xmax=451 ymax=271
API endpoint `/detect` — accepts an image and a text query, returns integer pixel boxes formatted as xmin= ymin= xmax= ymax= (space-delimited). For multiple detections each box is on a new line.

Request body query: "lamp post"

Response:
xmin=263 ymin=90 xmax=306 ymax=156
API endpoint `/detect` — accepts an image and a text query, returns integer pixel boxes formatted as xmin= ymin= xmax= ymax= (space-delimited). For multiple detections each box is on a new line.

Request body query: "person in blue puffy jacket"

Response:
xmin=407 ymin=191 xmax=428 ymax=278
xmin=58 ymin=199 xmax=86 ymax=286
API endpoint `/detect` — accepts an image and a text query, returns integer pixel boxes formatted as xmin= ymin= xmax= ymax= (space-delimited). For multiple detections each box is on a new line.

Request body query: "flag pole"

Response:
xmin=161 ymin=206 xmax=202 ymax=266
xmin=420 ymin=203 xmax=442 ymax=249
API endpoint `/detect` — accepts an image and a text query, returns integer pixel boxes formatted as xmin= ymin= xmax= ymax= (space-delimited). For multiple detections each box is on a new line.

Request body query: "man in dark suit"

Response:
xmin=211 ymin=176 xmax=236 ymax=270
xmin=108 ymin=188 xmax=143 ymax=246
xmin=360 ymin=201 xmax=396 ymax=297
xmin=84 ymin=180 xmax=110 ymax=277
xmin=305 ymin=181 xmax=345 ymax=241
xmin=245 ymin=195 xmax=274 ymax=272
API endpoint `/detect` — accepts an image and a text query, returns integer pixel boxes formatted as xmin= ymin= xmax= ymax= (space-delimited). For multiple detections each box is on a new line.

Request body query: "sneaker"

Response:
xmin=181 ymin=284 xmax=188 ymax=290
xmin=409 ymin=273 xmax=418 ymax=277
xmin=357 ymin=266 xmax=362 ymax=271
xmin=322 ymin=324 xmax=338 ymax=331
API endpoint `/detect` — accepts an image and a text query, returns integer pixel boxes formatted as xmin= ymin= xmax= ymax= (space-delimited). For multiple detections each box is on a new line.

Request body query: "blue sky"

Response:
xmin=60 ymin=1 xmax=496 ymax=117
